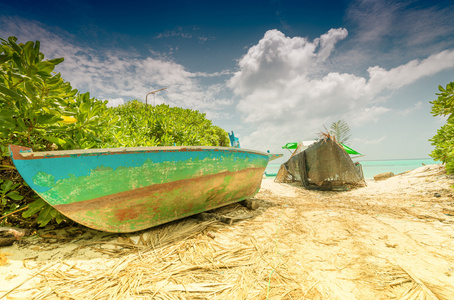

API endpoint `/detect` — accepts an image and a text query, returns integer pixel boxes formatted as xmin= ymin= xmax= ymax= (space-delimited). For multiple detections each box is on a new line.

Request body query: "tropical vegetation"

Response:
xmin=430 ymin=81 xmax=454 ymax=173
xmin=0 ymin=36 xmax=229 ymax=228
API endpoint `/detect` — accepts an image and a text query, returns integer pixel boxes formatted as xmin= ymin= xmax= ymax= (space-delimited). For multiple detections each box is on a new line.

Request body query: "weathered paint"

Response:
xmin=268 ymin=153 xmax=284 ymax=161
xmin=9 ymin=145 xmax=269 ymax=232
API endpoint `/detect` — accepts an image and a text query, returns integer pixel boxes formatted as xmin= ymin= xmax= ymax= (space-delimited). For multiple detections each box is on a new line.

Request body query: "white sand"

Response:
xmin=1 ymin=164 xmax=454 ymax=299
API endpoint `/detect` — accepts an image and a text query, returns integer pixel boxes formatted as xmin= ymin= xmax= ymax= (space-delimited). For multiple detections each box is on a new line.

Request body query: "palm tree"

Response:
xmin=330 ymin=120 xmax=351 ymax=145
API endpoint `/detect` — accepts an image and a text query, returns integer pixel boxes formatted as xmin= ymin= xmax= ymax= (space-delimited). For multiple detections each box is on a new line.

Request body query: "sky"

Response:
xmin=1 ymin=0 xmax=454 ymax=162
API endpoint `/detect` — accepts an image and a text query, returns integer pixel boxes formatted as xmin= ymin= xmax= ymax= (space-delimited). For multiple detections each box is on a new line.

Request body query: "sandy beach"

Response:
xmin=1 ymin=164 xmax=454 ymax=299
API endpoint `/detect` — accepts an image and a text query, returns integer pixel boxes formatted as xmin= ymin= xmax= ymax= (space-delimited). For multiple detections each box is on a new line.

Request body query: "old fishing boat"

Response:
xmin=9 ymin=145 xmax=270 ymax=233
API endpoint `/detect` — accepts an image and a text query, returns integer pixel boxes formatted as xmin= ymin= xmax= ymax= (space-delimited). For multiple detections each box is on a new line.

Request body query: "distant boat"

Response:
xmin=264 ymin=172 xmax=278 ymax=177
xmin=9 ymin=145 xmax=270 ymax=232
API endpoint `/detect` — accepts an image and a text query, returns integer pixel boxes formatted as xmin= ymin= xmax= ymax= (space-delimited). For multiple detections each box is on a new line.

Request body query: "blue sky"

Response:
xmin=1 ymin=0 xmax=454 ymax=161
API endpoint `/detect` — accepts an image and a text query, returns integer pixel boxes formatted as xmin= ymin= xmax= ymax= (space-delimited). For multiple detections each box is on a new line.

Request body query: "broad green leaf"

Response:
xmin=6 ymin=191 xmax=23 ymax=201
xmin=37 ymin=61 xmax=55 ymax=74
xmin=23 ymin=41 xmax=35 ymax=65
xmin=47 ymin=57 xmax=64 ymax=65
xmin=15 ymin=116 xmax=27 ymax=130
xmin=43 ymin=136 xmax=66 ymax=146
xmin=0 ymin=54 xmax=10 ymax=64
xmin=0 ymin=83 xmax=25 ymax=99
xmin=22 ymin=198 xmax=47 ymax=218
xmin=37 ymin=204 xmax=54 ymax=226
xmin=0 ymin=110 xmax=15 ymax=121
xmin=1 ymin=180 xmax=13 ymax=193
xmin=36 ymin=113 xmax=60 ymax=125
xmin=12 ymin=53 xmax=22 ymax=69
xmin=7 ymin=36 xmax=18 ymax=43
xmin=55 ymin=211 xmax=65 ymax=224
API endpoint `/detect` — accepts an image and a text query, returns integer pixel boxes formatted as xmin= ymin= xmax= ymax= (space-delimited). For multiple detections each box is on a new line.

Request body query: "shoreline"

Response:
xmin=266 ymin=158 xmax=442 ymax=180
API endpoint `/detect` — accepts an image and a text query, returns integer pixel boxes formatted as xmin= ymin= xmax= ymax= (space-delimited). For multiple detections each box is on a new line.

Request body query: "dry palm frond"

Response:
xmin=318 ymin=126 xmax=336 ymax=143
xmin=383 ymin=264 xmax=452 ymax=300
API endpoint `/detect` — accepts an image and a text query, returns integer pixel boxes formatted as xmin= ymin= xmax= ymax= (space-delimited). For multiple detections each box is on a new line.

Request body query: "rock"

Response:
xmin=373 ymin=172 xmax=394 ymax=181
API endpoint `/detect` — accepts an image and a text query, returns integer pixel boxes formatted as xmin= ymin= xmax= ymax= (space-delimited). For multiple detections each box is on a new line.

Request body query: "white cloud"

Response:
xmin=315 ymin=28 xmax=348 ymax=62
xmin=366 ymin=50 xmax=454 ymax=93
xmin=347 ymin=106 xmax=390 ymax=126
xmin=398 ymin=101 xmax=422 ymax=116
xmin=106 ymin=98 xmax=125 ymax=107
xmin=190 ymin=70 xmax=233 ymax=77
xmin=229 ymin=29 xmax=454 ymax=151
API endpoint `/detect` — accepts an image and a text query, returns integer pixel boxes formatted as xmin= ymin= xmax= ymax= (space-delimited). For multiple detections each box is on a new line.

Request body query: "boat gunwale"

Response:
xmin=10 ymin=145 xmax=269 ymax=159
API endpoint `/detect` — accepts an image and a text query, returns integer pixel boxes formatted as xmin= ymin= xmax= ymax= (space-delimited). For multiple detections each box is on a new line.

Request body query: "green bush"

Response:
xmin=109 ymin=100 xmax=229 ymax=147
xmin=429 ymin=82 xmax=454 ymax=173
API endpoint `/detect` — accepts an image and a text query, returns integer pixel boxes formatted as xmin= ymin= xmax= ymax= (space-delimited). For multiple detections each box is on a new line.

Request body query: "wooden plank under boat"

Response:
xmin=9 ymin=145 xmax=269 ymax=233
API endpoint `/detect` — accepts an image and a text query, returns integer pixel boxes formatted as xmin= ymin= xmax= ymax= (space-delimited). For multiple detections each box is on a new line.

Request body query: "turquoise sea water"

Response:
xmin=265 ymin=158 xmax=441 ymax=180
xmin=358 ymin=158 xmax=440 ymax=179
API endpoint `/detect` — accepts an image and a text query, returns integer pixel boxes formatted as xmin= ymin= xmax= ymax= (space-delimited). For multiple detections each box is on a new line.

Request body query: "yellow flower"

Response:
xmin=60 ymin=116 xmax=77 ymax=124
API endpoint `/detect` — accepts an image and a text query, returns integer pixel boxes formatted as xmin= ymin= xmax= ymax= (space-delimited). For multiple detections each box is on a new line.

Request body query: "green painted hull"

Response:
xmin=9 ymin=145 xmax=269 ymax=232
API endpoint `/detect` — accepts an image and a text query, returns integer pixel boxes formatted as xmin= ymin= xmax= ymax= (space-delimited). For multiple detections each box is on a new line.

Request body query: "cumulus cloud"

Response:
xmin=0 ymin=16 xmax=231 ymax=118
xmin=229 ymin=28 xmax=454 ymax=151
xmin=315 ymin=28 xmax=348 ymax=62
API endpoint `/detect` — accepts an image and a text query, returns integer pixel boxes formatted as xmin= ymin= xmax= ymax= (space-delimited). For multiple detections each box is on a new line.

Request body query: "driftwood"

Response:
xmin=0 ymin=227 xmax=30 ymax=247
xmin=241 ymin=199 xmax=259 ymax=210
xmin=195 ymin=211 xmax=255 ymax=225
xmin=195 ymin=213 xmax=234 ymax=225
xmin=373 ymin=172 xmax=394 ymax=181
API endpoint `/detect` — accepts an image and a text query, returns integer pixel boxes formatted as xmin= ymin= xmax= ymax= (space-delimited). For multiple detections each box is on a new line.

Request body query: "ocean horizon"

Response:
xmin=265 ymin=158 xmax=441 ymax=180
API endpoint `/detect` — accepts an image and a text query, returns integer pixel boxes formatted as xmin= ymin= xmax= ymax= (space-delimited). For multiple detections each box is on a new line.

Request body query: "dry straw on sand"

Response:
xmin=2 ymin=164 xmax=454 ymax=299
xmin=6 ymin=219 xmax=309 ymax=300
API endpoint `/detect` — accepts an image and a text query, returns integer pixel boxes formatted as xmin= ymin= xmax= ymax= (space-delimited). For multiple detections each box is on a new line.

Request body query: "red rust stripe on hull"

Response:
xmin=54 ymin=167 xmax=265 ymax=232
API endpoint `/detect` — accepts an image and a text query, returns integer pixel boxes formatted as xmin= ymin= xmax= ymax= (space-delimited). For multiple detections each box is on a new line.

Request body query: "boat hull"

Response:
xmin=9 ymin=145 xmax=269 ymax=232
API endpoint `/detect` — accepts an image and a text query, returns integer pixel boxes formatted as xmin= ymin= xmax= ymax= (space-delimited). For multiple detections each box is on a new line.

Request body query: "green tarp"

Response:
xmin=282 ymin=142 xmax=299 ymax=149
xmin=341 ymin=144 xmax=362 ymax=155
xmin=282 ymin=142 xmax=362 ymax=156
